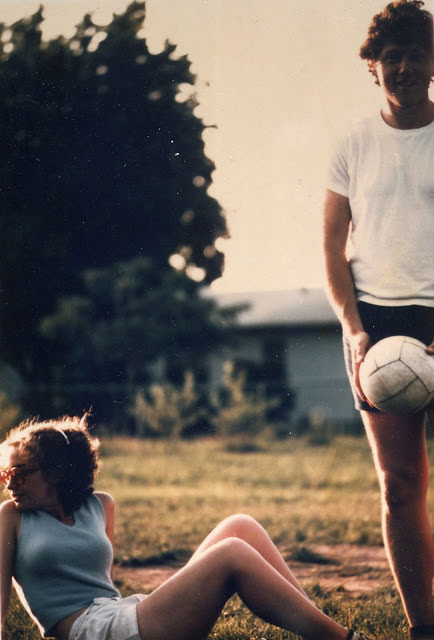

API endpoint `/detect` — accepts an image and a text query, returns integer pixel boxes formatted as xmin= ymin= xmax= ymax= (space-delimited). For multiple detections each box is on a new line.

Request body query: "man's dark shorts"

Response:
xmin=343 ymin=302 xmax=434 ymax=412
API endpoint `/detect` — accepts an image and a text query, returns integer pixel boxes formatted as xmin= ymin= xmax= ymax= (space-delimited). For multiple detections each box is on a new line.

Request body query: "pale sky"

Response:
xmin=1 ymin=0 xmax=433 ymax=293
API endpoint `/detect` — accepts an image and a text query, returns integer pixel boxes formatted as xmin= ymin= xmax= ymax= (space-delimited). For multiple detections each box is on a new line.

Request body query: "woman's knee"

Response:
xmin=221 ymin=513 xmax=260 ymax=538
xmin=217 ymin=513 xmax=260 ymax=538
xmin=215 ymin=536 xmax=254 ymax=570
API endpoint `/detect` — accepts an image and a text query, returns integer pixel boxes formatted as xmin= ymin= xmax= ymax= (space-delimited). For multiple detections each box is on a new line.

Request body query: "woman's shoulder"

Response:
xmin=0 ymin=498 xmax=20 ymax=517
xmin=93 ymin=491 xmax=115 ymax=508
xmin=0 ymin=499 xmax=21 ymax=535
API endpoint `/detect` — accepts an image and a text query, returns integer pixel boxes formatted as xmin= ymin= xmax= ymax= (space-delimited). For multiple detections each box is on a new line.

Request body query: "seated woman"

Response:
xmin=0 ymin=415 xmax=372 ymax=640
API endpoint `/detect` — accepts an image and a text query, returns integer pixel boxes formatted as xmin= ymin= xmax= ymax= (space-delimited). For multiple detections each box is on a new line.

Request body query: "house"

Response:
xmin=207 ymin=287 xmax=360 ymax=429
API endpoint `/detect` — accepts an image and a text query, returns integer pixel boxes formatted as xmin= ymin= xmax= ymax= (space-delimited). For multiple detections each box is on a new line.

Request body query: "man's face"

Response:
xmin=374 ymin=41 xmax=434 ymax=109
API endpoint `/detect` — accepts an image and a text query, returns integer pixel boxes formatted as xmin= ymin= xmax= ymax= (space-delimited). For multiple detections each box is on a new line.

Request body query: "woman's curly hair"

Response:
xmin=360 ymin=0 xmax=433 ymax=79
xmin=0 ymin=414 xmax=100 ymax=513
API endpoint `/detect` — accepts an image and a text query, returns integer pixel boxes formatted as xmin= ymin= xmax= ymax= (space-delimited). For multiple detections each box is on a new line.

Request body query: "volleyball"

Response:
xmin=359 ymin=335 xmax=434 ymax=413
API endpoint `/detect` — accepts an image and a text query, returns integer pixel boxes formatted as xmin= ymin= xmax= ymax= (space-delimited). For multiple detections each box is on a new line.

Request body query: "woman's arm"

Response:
xmin=323 ymin=188 xmax=370 ymax=399
xmin=95 ymin=491 xmax=116 ymax=578
xmin=0 ymin=500 xmax=18 ymax=630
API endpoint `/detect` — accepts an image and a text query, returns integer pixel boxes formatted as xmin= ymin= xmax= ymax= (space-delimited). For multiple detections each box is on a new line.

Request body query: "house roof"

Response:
xmin=211 ymin=288 xmax=339 ymax=328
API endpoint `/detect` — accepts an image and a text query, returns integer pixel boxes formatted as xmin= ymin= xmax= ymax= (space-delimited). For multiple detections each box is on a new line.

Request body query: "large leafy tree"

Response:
xmin=0 ymin=2 xmax=228 ymax=386
xmin=39 ymin=257 xmax=230 ymax=427
xmin=40 ymin=257 xmax=226 ymax=386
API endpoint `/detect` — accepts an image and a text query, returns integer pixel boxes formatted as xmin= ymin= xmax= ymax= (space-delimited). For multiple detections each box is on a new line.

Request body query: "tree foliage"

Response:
xmin=0 ymin=2 xmax=228 ymax=383
xmin=40 ymin=257 xmax=226 ymax=386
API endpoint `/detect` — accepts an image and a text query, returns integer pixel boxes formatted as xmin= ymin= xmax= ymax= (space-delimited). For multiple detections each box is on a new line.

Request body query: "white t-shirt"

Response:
xmin=327 ymin=113 xmax=434 ymax=307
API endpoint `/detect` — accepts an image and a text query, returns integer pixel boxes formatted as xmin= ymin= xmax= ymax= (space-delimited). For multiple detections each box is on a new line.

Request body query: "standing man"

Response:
xmin=323 ymin=2 xmax=434 ymax=639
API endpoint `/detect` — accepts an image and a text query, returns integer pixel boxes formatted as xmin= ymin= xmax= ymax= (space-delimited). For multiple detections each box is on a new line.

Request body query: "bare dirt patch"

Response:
xmin=289 ymin=544 xmax=392 ymax=594
xmin=116 ymin=544 xmax=393 ymax=596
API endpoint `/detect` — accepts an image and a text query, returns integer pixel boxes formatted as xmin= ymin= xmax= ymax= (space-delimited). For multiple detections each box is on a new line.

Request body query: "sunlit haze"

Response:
xmin=1 ymin=0 xmax=433 ymax=293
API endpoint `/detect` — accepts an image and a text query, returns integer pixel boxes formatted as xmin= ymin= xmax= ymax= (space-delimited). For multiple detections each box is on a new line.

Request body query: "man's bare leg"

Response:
xmin=362 ymin=410 xmax=434 ymax=637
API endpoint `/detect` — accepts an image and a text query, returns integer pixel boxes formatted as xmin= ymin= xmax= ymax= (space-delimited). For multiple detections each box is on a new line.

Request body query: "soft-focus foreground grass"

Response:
xmin=5 ymin=434 xmax=434 ymax=639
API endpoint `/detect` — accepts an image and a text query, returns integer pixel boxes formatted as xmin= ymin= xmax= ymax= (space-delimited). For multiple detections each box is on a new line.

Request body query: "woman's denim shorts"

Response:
xmin=69 ymin=595 xmax=147 ymax=640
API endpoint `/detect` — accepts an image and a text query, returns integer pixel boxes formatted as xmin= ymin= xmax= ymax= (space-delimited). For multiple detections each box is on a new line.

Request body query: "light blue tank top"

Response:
xmin=14 ymin=494 xmax=120 ymax=636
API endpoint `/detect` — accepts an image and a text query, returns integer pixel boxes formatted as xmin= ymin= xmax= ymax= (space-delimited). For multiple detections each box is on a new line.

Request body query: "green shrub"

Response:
xmin=217 ymin=362 xmax=279 ymax=439
xmin=130 ymin=372 xmax=214 ymax=438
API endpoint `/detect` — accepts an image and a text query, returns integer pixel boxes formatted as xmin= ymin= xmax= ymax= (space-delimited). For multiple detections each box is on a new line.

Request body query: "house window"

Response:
xmin=263 ymin=337 xmax=286 ymax=389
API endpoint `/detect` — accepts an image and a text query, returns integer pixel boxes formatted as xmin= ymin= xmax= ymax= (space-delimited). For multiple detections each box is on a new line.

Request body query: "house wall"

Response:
xmin=206 ymin=326 xmax=359 ymax=426
xmin=284 ymin=328 xmax=358 ymax=424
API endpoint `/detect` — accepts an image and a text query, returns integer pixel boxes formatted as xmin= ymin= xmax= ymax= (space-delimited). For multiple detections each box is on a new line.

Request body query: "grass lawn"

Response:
xmin=4 ymin=434 xmax=434 ymax=639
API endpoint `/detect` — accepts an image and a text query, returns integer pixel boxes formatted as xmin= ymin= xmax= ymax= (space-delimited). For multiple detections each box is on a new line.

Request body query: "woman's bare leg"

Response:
xmin=189 ymin=513 xmax=308 ymax=598
xmin=137 ymin=536 xmax=349 ymax=640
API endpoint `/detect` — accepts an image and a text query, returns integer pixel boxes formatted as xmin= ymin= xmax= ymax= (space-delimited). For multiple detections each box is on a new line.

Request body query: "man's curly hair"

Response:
xmin=0 ymin=414 xmax=100 ymax=513
xmin=360 ymin=0 xmax=433 ymax=79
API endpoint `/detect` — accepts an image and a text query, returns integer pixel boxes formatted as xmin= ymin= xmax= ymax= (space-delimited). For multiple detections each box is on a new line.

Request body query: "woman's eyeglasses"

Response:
xmin=0 ymin=465 xmax=39 ymax=485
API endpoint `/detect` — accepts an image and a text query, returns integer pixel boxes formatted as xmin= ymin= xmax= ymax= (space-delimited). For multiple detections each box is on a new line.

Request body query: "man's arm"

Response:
xmin=322 ymin=188 xmax=369 ymax=399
